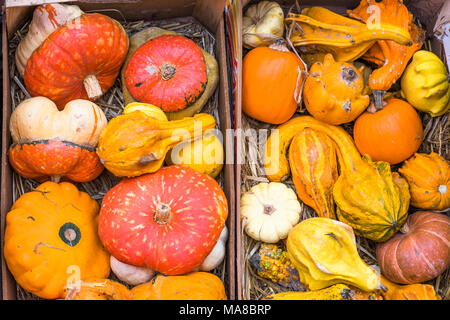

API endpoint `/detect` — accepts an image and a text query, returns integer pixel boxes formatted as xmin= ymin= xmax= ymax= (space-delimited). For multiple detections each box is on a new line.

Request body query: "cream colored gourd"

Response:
xmin=240 ymin=182 xmax=301 ymax=243
xmin=243 ymin=1 xmax=284 ymax=48
xmin=287 ymin=217 xmax=380 ymax=292
xmin=10 ymin=97 xmax=107 ymax=147
xmin=198 ymin=225 xmax=228 ymax=271
xmin=15 ymin=3 xmax=83 ymax=76
xmin=110 ymin=256 xmax=156 ymax=286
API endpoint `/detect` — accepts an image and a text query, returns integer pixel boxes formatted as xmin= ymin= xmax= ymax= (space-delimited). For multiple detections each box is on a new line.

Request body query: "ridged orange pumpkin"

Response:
xmin=289 ymin=128 xmax=338 ymax=218
xmin=242 ymin=39 xmax=306 ymax=124
xmin=353 ymin=98 xmax=423 ymax=165
xmin=399 ymin=152 xmax=450 ymax=210
xmin=131 ymin=272 xmax=227 ymax=300
xmin=19 ymin=4 xmax=129 ymax=108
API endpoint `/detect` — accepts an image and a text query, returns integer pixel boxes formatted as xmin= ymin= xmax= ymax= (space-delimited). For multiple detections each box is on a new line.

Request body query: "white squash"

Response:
xmin=198 ymin=225 xmax=228 ymax=271
xmin=240 ymin=182 xmax=301 ymax=243
xmin=243 ymin=1 xmax=284 ymax=49
xmin=110 ymin=256 xmax=155 ymax=286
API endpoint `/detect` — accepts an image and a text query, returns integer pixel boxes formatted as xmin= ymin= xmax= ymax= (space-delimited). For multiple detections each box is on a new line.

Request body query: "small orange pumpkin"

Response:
xmin=242 ymin=39 xmax=306 ymax=124
xmin=353 ymin=98 xmax=423 ymax=165
xmin=64 ymin=278 xmax=132 ymax=300
xmin=380 ymin=275 xmax=441 ymax=300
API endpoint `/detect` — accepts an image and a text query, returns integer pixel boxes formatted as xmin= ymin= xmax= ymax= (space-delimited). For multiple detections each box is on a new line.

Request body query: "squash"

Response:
xmin=98 ymin=165 xmax=228 ymax=275
xmin=3 ymin=182 xmax=110 ymax=299
xmin=240 ymin=182 xmax=302 ymax=243
xmin=401 ymin=50 xmax=450 ymax=117
xmin=110 ymin=256 xmax=156 ymax=286
xmin=348 ymin=0 xmax=425 ymax=109
xmin=9 ymin=97 xmax=107 ymax=183
xmin=123 ymin=102 xmax=168 ymax=121
xmin=165 ymin=131 xmax=224 ymax=178
xmin=121 ymin=27 xmax=218 ymax=120
xmin=264 ymin=284 xmax=382 ymax=300
xmin=303 ymin=54 xmax=370 ymax=125
xmin=197 ymin=225 xmax=228 ymax=272
xmin=399 ymin=152 xmax=450 ymax=210
xmin=96 ymin=112 xmax=215 ymax=177
xmin=64 ymin=278 xmax=132 ymax=300
xmin=353 ymin=98 xmax=423 ymax=165
xmin=287 ymin=218 xmax=380 ymax=292
xmin=380 ymin=275 xmax=441 ymax=300
xmin=18 ymin=4 xmax=129 ymax=108
xmin=376 ymin=211 xmax=450 ymax=284
xmin=249 ymin=243 xmax=303 ymax=290
xmin=285 ymin=6 xmax=411 ymax=63
xmin=124 ymin=34 xmax=207 ymax=112
xmin=289 ymin=128 xmax=338 ymax=219
xmin=264 ymin=116 xmax=410 ymax=242
xmin=131 ymin=272 xmax=227 ymax=300
xmin=243 ymin=1 xmax=284 ymax=49
xmin=242 ymin=39 xmax=306 ymax=124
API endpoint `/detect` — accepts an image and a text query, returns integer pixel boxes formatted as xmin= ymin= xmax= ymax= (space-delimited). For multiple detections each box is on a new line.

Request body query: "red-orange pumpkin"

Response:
xmin=377 ymin=211 xmax=450 ymax=284
xmin=23 ymin=10 xmax=129 ymax=108
xmin=124 ymin=35 xmax=208 ymax=112
xmin=98 ymin=165 xmax=228 ymax=275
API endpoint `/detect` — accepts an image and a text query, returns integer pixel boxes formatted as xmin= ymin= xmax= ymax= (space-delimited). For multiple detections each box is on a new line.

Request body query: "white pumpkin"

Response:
xmin=110 ymin=256 xmax=155 ymax=286
xmin=198 ymin=225 xmax=228 ymax=271
xmin=240 ymin=182 xmax=301 ymax=243
xmin=243 ymin=1 xmax=284 ymax=49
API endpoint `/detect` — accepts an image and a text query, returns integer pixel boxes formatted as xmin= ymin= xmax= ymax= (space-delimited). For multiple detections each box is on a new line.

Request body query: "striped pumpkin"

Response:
xmin=289 ymin=128 xmax=338 ymax=218
xmin=399 ymin=152 xmax=450 ymax=210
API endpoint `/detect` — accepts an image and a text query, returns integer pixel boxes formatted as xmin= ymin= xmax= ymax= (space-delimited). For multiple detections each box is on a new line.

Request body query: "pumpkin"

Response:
xmin=165 ymin=131 xmax=224 ymax=178
xmin=18 ymin=4 xmax=129 ymax=108
xmin=242 ymin=1 xmax=284 ymax=49
xmin=376 ymin=211 xmax=450 ymax=284
xmin=98 ymin=165 xmax=228 ymax=275
xmin=285 ymin=6 xmax=411 ymax=63
xmin=123 ymin=102 xmax=168 ymax=121
xmin=96 ymin=112 xmax=215 ymax=177
xmin=242 ymin=39 xmax=306 ymax=124
xmin=240 ymin=182 xmax=302 ymax=243
xmin=353 ymin=98 xmax=423 ymax=165
xmin=131 ymin=272 xmax=227 ymax=300
xmin=303 ymin=53 xmax=370 ymax=125
xmin=264 ymin=284 xmax=382 ymax=300
xmin=264 ymin=116 xmax=410 ymax=242
xmin=380 ymin=275 xmax=441 ymax=300
xmin=122 ymin=27 xmax=218 ymax=119
xmin=348 ymin=0 xmax=425 ymax=109
xmin=9 ymin=97 xmax=107 ymax=183
xmin=197 ymin=225 xmax=228 ymax=272
xmin=287 ymin=218 xmax=380 ymax=291
xmin=401 ymin=50 xmax=450 ymax=117
xmin=64 ymin=278 xmax=132 ymax=300
xmin=110 ymin=256 xmax=156 ymax=286
xmin=399 ymin=152 xmax=450 ymax=210
xmin=289 ymin=128 xmax=338 ymax=219
xmin=249 ymin=243 xmax=303 ymax=291
xmin=3 ymin=182 xmax=110 ymax=299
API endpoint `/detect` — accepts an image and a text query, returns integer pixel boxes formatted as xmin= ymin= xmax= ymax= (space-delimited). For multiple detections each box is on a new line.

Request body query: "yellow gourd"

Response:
xmin=123 ymin=102 xmax=168 ymax=121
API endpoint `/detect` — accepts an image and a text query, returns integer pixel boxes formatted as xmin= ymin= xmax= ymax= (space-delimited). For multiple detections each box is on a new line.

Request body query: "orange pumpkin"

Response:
xmin=242 ymin=39 xmax=306 ymax=124
xmin=353 ymin=98 xmax=423 ymax=164
xmin=64 ymin=278 xmax=132 ymax=300
xmin=380 ymin=275 xmax=441 ymax=300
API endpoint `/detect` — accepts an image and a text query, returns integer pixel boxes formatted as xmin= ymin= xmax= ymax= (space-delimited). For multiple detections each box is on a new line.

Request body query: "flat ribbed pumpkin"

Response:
xmin=124 ymin=34 xmax=207 ymax=112
xmin=289 ymin=128 xmax=338 ymax=218
xmin=98 ymin=165 xmax=228 ymax=275
xmin=20 ymin=4 xmax=129 ymax=108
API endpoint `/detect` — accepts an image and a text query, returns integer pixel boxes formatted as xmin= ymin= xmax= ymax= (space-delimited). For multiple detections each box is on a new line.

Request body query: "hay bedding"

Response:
xmin=239 ymin=3 xmax=450 ymax=300
xmin=8 ymin=14 xmax=226 ymax=300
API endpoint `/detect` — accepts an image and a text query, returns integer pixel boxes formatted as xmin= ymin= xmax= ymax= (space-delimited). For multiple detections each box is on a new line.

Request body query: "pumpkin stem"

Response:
xmin=372 ymin=90 xmax=386 ymax=112
xmin=160 ymin=63 xmax=177 ymax=81
xmin=341 ymin=66 xmax=358 ymax=83
xmin=400 ymin=222 xmax=410 ymax=234
xmin=83 ymin=74 xmax=103 ymax=100
xmin=50 ymin=175 xmax=62 ymax=183
xmin=263 ymin=204 xmax=275 ymax=215
xmin=154 ymin=203 xmax=172 ymax=225
xmin=268 ymin=39 xmax=290 ymax=52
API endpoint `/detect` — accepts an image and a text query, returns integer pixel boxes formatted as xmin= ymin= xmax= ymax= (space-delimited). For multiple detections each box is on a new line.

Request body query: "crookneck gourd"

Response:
xmin=303 ymin=53 xmax=370 ymax=125
xmin=289 ymin=128 xmax=338 ymax=219
xmin=348 ymin=0 xmax=425 ymax=109
xmin=264 ymin=116 xmax=410 ymax=242
xmin=286 ymin=217 xmax=381 ymax=291
xmin=96 ymin=112 xmax=215 ymax=177
xmin=285 ymin=6 xmax=411 ymax=63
